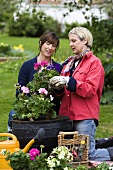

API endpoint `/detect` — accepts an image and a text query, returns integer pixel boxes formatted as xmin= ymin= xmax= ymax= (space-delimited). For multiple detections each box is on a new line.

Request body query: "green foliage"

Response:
xmin=96 ymin=162 xmax=109 ymax=170
xmin=88 ymin=162 xmax=110 ymax=170
xmin=4 ymin=148 xmax=48 ymax=170
xmin=13 ymin=61 xmax=59 ymax=121
xmin=63 ymin=18 xmax=113 ymax=60
xmin=25 ymin=14 xmax=44 ymax=37
xmin=8 ymin=11 xmax=62 ymax=37
xmin=5 ymin=150 xmax=30 ymax=170
xmin=43 ymin=16 xmax=61 ymax=35
xmin=3 ymin=150 xmax=47 ymax=170
xmin=0 ymin=43 xmax=11 ymax=55
xmin=0 ymin=59 xmax=24 ymax=133
xmin=103 ymin=58 xmax=113 ymax=88
xmin=0 ymin=0 xmax=20 ymax=33
xmin=61 ymin=22 xmax=80 ymax=38
xmin=3 ymin=146 xmax=73 ymax=170
xmin=61 ymin=22 xmax=89 ymax=38
xmin=90 ymin=18 xmax=113 ymax=56
xmin=0 ymin=42 xmax=33 ymax=57
xmin=8 ymin=12 xmax=44 ymax=37
xmin=101 ymin=58 xmax=113 ymax=104
xmin=29 ymin=153 xmax=48 ymax=170
xmin=76 ymin=165 xmax=88 ymax=170
xmin=3 ymin=147 xmax=113 ymax=170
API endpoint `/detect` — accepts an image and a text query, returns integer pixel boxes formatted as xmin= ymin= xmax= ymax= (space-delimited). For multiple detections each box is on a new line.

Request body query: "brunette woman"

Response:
xmin=8 ymin=31 xmax=62 ymax=132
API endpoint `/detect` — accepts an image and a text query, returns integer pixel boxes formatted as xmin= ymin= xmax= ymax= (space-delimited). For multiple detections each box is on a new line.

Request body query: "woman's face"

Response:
xmin=40 ymin=41 xmax=57 ymax=58
xmin=69 ymin=34 xmax=87 ymax=55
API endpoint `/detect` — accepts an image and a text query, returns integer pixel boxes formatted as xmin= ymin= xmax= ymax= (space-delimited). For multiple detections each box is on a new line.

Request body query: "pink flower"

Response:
xmin=30 ymin=156 xmax=35 ymax=161
xmin=41 ymin=61 xmax=48 ymax=67
xmin=38 ymin=88 xmax=48 ymax=95
xmin=34 ymin=61 xmax=48 ymax=70
xmin=29 ymin=148 xmax=40 ymax=161
xmin=34 ymin=62 xmax=41 ymax=70
xmin=21 ymin=86 xmax=30 ymax=94
xmin=29 ymin=148 xmax=40 ymax=156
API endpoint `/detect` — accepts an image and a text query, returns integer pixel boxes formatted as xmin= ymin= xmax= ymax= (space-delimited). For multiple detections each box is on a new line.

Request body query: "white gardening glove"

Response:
xmin=49 ymin=76 xmax=70 ymax=90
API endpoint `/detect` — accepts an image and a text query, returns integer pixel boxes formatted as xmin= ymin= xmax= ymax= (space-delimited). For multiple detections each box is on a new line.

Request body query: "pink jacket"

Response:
xmin=58 ymin=51 xmax=105 ymax=121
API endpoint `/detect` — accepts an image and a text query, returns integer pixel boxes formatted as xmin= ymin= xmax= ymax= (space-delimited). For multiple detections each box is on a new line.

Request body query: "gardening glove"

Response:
xmin=49 ymin=76 xmax=70 ymax=90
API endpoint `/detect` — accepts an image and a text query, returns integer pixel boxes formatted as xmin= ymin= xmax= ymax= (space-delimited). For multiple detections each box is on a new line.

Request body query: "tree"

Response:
xmin=14 ymin=0 xmax=113 ymax=26
xmin=0 ymin=0 xmax=21 ymax=33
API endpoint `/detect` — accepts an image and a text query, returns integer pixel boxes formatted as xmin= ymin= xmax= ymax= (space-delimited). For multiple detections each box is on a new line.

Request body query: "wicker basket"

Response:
xmin=58 ymin=131 xmax=89 ymax=167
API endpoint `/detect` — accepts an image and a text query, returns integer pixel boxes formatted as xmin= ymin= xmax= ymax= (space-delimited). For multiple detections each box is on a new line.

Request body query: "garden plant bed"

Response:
xmin=0 ymin=56 xmax=29 ymax=62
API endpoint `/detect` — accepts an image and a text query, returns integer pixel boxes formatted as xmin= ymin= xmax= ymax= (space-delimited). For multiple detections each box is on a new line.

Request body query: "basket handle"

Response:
xmin=0 ymin=133 xmax=18 ymax=142
xmin=59 ymin=131 xmax=78 ymax=135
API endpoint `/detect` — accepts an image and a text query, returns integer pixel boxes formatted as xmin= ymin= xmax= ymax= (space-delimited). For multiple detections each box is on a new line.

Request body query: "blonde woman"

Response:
xmin=50 ymin=27 xmax=113 ymax=161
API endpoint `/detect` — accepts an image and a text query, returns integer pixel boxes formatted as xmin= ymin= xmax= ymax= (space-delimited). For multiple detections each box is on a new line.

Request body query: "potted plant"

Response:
xmin=12 ymin=61 xmax=72 ymax=152
xmin=13 ymin=60 xmax=59 ymax=121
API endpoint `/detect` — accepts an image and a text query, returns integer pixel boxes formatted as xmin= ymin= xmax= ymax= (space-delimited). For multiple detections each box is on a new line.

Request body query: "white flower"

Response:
xmin=58 ymin=150 xmax=65 ymax=159
xmin=64 ymin=167 xmax=69 ymax=170
xmin=50 ymin=95 xmax=54 ymax=101
xmin=41 ymin=97 xmax=44 ymax=100
xmin=47 ymin=156 xmax=56 ymax=168
xmin=38 ymin=66 xmax=44 ymax=73
xmin=47 ymin=146 xmax=73 ymax=169
xmin=0 ymin=149 xmax=6 ymax=155
xmin=13 ymin=12 xmax=19 ymax=22
xmin=56 ymin=160 xmax=60 ymax=166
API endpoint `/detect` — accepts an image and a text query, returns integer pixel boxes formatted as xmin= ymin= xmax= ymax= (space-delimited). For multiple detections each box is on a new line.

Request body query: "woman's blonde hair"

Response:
xmin=68 ymin=27 xmax=93 ymax=48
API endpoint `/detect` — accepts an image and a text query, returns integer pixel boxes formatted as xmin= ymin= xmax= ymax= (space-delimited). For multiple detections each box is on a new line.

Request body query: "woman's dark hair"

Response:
xmin=39 ymin=30 xmax=59 ymax=52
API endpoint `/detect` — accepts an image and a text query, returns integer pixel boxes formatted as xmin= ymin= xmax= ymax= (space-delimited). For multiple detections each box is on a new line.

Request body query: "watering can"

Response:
xmin=0 ymin=128 xmax=45 ymax=170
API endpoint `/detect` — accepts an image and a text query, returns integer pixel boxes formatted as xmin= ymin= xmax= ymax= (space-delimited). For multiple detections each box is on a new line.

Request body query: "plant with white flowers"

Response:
xmin=47 ymin=146 xmax=73 ymax=170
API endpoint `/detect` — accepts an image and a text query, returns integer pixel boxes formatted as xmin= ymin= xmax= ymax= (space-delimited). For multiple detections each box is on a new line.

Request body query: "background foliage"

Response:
xmin=8 ymin=11 xmax=61 ymax=37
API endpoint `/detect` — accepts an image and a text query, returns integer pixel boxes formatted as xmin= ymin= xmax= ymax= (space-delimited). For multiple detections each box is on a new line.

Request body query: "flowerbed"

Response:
xmin=0 ymin=42 xmax=33 ymax=60
xmin=2 ymin=146 xmax=113 ymax=170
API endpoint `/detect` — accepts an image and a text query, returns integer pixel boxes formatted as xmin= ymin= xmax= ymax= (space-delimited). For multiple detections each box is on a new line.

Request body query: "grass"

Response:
xmin=0 ymin=34 xmax=72 ymax=62
xmin=0 ymin=35 xmax=113 ymax=139
xmin=97 ymin=105 xmax=113 ymax=138
xmin=0 ymin=61 xmax=19 ymax=133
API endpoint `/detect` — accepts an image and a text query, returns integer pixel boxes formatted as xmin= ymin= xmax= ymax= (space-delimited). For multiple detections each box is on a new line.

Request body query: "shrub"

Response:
xmin=8 ymin=11 xmax=62 ymax=37
xmin=0 ymin=43 xmax=11 ymax=55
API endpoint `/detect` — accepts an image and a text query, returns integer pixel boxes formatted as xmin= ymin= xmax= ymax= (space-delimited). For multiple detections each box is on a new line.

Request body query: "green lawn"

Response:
xmin=0 ymin=34 xmax=72 ymax=62
xmin=0 ymin=35 xmax=113 ymax=139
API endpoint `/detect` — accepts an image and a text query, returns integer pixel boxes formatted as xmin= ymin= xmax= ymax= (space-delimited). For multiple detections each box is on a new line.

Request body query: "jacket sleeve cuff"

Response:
xmin=66 ymin=77 xmax=77 ymax=92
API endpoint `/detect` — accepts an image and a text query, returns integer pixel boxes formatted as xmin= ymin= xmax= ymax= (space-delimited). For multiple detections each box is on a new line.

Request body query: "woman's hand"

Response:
xmin=49 ymin=76 xmax=69 ymax=90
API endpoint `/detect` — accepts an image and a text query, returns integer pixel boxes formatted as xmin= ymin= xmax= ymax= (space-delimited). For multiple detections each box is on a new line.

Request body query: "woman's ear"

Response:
xmin=83 ymin=39 xmax=88 ymax=45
